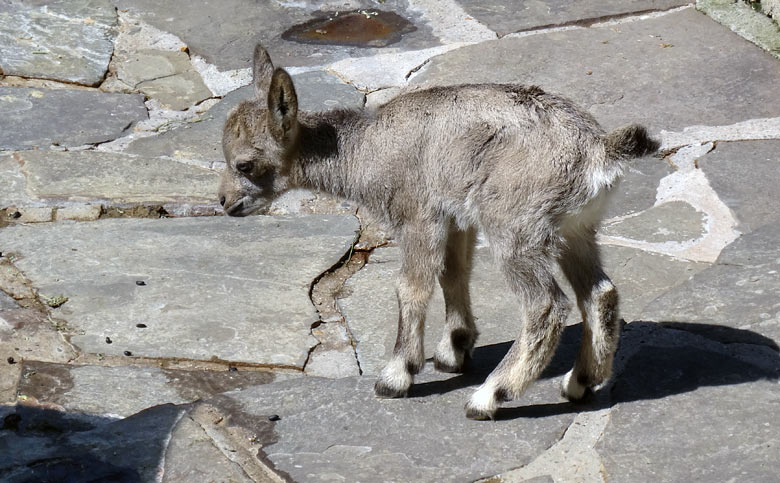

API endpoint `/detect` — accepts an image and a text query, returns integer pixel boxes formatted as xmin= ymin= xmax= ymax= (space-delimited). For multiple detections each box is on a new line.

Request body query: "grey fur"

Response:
xmin=218 ymin=44 xmax=659 ymax=420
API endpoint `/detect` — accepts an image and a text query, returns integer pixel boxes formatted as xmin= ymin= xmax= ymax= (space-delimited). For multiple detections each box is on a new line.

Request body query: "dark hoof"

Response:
xmin=433 ymin=357 xmax=464 ymax=374
xmin=465 ymin=405 xmax=495 ymax=421
xmin=374 ymin=380 xmax=409 ymax=399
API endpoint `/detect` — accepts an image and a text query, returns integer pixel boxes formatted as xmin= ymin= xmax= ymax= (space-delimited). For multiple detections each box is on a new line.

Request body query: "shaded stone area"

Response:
xmin=699 ymin=140 xmax=780 ymax=232
xmin=413 ymin=8 xmax=780 ymax=132
xmin=598 ymin=321 xmax=780 ymax=481
xmin=0 ymin=215 xmax=359 ymax=367
xmin=0 ymin=87 xmax=147 ymax=150
xmin=110 ymin=0 xmax=440 ymax=70
xmin=0 ymin=402 xmax=186 ymax=482
xmin=456 ymin=0 xmax=688 ymax=36
xmin=642 ymin=223 xmax=780 ymax=343
xmin=0 ymin=0 xmax=117 ymax=86
xmin=198 ymin=373 xmax=578 ymax=482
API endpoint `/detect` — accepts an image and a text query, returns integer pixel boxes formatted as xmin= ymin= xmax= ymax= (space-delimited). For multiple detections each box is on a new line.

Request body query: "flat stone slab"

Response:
xmin=7 ymin=150 xmax=220 ymax=208
xmin=413 ymin=8 xmax=780 ymax=132
xmin=196 ymin=372 xmax=579 ymax=482
xmin=0 ymin=0 xmax=117 ymax=86
xmin=0 ymin=87 xmax=147 ymax=150
xmin=699 ymin=140 xmax=780 ymax=233
xmin=642 ymin=222 xmax=780 ymax=344
xmin=601 ymin=200 xmax=706 ymax=244
xmin=339 ymin=241 xmax=704 ymax=375
xmin=0 ymin=215 xmax=359 ymax=368
xmin=455 ymin=0 xmax=687 ymax=36
xmin=16 ymin=361 xmax=275 ymax=418
xmin=598 ymin=321 xmax=780 ymax=481
xmin=0 ymin=402 xmax=187 ymax=482
xmin=111 ymin=0 xmax=440 ymax=71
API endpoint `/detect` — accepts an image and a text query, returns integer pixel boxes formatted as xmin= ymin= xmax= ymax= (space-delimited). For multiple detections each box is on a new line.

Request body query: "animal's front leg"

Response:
xmin=375 ymin=222 xmax=446 ymax=398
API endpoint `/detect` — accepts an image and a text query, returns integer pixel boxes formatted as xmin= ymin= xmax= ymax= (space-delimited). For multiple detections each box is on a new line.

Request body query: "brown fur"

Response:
xmin=218 ymin=44 xmax=659 ymax=419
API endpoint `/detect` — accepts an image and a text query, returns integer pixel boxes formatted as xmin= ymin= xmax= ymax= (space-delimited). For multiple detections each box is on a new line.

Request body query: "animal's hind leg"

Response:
xmin=465 ymin=241 xmax=569 ymax=420
xmin=557 ymin=227 xmax=620 ymax=401
xmin=433 ymin=224 xmax=479 ymax=373
xmin=374 ymin=220 xmax=447 ymax=398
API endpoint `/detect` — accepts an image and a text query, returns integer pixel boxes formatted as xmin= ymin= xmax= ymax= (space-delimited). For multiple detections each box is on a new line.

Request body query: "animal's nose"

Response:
xmin=219 ymin=195 xmax=226 ymax=207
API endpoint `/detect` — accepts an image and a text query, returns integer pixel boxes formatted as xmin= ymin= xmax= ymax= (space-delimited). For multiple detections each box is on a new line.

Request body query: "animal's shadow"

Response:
xmin=409 ymin=321 xmax=780 ymax=420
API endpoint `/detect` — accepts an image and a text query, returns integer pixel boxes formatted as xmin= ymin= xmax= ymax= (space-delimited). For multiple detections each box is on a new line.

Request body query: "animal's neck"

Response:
xmin=290 ymin=110 xmax=370 ymax=204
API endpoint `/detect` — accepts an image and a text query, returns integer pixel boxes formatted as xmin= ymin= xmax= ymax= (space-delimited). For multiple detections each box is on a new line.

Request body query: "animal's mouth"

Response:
xmin=224 ymin=197 xmax=267 ymax=217
xmin=224 ymin=199 xmax=247 ymax=217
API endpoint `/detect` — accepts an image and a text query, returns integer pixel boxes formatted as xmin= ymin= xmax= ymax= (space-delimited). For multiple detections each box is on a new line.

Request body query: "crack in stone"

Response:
xmin=305 ymin=213 xmax=390 ymax=376
xmin=502 ymin=5 xmax=691 ymax=39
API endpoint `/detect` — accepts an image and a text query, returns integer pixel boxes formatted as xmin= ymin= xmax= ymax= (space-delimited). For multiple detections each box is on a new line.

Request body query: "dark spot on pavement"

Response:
xmin=282 ymin=9 xmax=416 ymax=48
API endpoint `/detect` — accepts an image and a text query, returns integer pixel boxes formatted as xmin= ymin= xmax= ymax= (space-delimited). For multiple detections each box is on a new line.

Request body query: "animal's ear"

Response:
xmin=267 ymin=68 xmax=298 ymax=145
xmin=252 ymin=44 xmax=274 ymax=100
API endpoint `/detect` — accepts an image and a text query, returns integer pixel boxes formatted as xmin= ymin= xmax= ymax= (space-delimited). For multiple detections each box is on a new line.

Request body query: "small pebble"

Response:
xmin=228 ymin=366 xmax=238 ymax=372
xmin=136 ymin=323 xmax=147 ymax=328
xmin=105 ymin=337 xmax=112 ymax=344
xmin=268 ymin=414 xmax=281 ymax=422
xmin=7 ymin=357 xmax=15 ymax=364
xmin=123 ymin=350 xmax=132 ymax=356
xmin=135 ymin=280 xmax=146 ymax=286
xmin=10 ymin=211 xmax=21 ymax=219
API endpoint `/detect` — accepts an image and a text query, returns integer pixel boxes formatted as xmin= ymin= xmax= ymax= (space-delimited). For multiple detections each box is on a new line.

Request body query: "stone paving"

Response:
xmin=1 ymin=1 xmax=779 ymax=481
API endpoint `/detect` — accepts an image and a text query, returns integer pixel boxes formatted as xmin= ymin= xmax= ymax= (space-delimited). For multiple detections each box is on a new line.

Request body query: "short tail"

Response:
xmin=605 ymin=124 xmax=660 ymax=159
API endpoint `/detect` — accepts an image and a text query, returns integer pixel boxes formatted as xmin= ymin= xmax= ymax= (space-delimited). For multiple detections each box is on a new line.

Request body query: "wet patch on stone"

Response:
xmin=282 ymin=9 xmax=417 ymax=48
xmin=15 ymin=361 xmax=275 ymax=418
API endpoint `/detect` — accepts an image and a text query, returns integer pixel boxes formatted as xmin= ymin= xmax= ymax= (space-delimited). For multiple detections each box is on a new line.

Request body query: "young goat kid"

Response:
xmin=219 ymin=44 xmax=659 ymax=420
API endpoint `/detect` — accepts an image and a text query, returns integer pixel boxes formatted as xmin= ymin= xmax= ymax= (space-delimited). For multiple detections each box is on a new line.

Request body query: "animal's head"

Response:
xmin=218 ymin=44 xmax=299 ymax=216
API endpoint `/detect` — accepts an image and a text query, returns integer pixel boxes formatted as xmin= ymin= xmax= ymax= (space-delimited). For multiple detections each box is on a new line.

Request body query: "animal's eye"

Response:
xmin=236 ymin=161 xmax=252 ymax=173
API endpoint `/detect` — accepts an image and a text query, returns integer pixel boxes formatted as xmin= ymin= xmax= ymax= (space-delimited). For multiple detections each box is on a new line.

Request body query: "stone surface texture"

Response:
xmin=0 ymin=87 xmax=147 ymax=150
xmin=0 ymin=0 xmax=117 ymax=86
xmin=0 ymin=216 xmax=359 ymax=367
xmin=412 ymin=8 xmax=780 ymax=132
xmin=1 ymin=1 xmax=779 ymax=481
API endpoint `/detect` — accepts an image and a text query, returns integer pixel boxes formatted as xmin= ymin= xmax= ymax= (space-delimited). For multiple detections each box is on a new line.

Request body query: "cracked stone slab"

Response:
xmin=598 ymin=321 xmax=780 ymax=481
xmin=339 ymin=242 xmax=704 ymax=376
xmin=699 ymin=140 xmax=780 ymax=233
xmin=163 ymin=414 xmax=253 ymax=483
xmin=115 ymin=49 xmax=214 ymax=110
xmin=0 ymin=0 xmax=117 ymax=86
xmin=0 ymin=402 xmax=187 ymax=482
xmin=0 ymin=215 xmax=359 ymax=367
xmin=455 ymin=0 xmax=688 ymax=36
xmin=641 ymin=222 xmax=780 ymax=344
xmin=16 ymin=361 xmax=275 ymax=419
xmin=1 ymin=307 xmax=78 ymax=403
xmin=412 ymin=8 xmax=780 ymax=132
xmin=0 ymin=87 xmax=147 ymax=150
xmin=8 ymin=150 xmax=220 ymax=209
xmin=196 ymin=373 xmax=578 ymax=482
xmin=111 ymin=0 xmax=441 ymax=71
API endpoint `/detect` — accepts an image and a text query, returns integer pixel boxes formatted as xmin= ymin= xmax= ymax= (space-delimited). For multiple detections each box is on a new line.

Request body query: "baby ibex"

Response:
xmin=219 ymin=44 xmax=659 ymax=420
